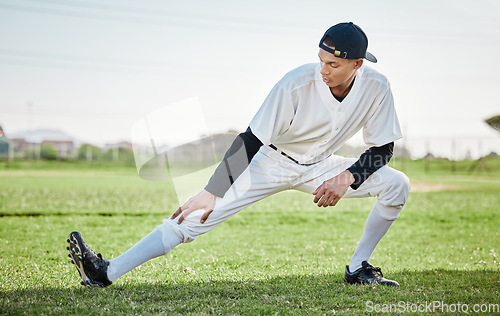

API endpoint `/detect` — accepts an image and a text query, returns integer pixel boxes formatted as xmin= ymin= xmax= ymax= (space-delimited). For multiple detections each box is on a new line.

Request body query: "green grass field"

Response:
xmin=0 ymin=159 xmax=499 ymax=315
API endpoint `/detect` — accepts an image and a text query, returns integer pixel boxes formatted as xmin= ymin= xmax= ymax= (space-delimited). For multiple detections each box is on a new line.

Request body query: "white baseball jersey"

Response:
xmin=249 ymin=63 xmax=402 ymax=165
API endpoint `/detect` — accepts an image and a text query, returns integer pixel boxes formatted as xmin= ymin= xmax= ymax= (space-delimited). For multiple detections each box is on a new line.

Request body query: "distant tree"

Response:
xmin=485 ymin=115 xmax=500 ymax=133
xmin=40 ymin=144 xmax=58 ymax=160
xmin=118 ymin=147 xmax=135 ymax=163
xmin=103 ymin=147 xmax=134 ymax=163
xmin=78 ymin=144 xmax=102 ymax=161
xmin=102 ymin=148 xmax=116 ymax=161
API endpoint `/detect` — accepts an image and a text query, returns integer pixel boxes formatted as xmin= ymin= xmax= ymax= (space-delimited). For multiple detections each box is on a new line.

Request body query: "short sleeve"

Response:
xmin=363 ymin=86 xmax=402 ymax=147
xmin=249 ymin=83 xmax=295 ymax=146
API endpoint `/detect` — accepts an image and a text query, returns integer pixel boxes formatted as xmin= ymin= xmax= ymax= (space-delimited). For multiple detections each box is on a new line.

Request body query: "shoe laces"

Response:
xmin=365 ymin=264 xmax=384 ymax=277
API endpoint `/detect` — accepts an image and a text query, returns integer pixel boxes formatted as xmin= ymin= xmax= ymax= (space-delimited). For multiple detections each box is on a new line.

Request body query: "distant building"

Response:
xmin=0 ymin=139 xmax=8 ymax=157
xmin=0 ymin=125 xmax=8 ymax=156
xmin=7 ymin=129 xmax=80 ymax=159
xmin=103 ymin=141 xmax=133 ymax=152
xmin=9 ymin=138 xmax=32 ymax=157
xmin=41 ymin=140 xmax=75 ymax=159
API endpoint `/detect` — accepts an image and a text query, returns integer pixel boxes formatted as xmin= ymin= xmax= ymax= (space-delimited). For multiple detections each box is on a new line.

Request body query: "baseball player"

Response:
xmin=67 ymin=22 xmax=410 ymax=288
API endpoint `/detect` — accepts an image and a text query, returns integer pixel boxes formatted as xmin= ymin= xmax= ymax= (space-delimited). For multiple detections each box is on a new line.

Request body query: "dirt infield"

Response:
xmin=410 ymin=182 xmax=464 ymax=192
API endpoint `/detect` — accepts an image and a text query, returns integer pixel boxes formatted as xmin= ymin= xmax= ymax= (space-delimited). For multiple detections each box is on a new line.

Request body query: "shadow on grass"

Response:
xmin=1 ymin=270 xmax=499 ymax=315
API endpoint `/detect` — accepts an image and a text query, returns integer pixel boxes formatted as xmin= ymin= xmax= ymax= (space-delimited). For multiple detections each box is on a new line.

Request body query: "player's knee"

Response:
xmin=394 ymin=171 xmax=410 ymax=202
xmin=164 ymin=209 xmax=213 ymax=244
xmin=379 ymin=169 xmax=410 ymax=208
xmin=375 ymin=201 xmax=402 ymax=221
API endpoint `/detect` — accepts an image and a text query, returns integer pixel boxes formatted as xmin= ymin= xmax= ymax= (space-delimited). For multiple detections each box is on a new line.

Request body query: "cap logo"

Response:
xmin=320 ymin=42 xmax=350 ymax=59
xmin=334 ymin=50 xmax=347 ymax=59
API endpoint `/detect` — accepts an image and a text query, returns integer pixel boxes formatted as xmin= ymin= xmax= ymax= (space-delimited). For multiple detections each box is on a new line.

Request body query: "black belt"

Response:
xmin=269 ymin=144 xmax=320 ymax=166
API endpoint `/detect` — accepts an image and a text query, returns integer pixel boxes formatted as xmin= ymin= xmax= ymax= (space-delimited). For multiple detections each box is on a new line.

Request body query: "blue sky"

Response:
xmin=1 ymin=0 xmax=499 ymax=155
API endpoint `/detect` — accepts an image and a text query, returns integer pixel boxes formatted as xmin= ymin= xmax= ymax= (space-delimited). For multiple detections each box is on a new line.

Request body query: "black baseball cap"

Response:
xmin=319 ymin=22 xmax=377 ymax=63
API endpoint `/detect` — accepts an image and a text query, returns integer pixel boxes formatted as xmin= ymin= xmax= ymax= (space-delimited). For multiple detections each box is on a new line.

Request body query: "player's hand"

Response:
xmin=313 ymin=170 xmax=355 ymax=207
xmin=171 ymin=189 xmax=216 ymax=224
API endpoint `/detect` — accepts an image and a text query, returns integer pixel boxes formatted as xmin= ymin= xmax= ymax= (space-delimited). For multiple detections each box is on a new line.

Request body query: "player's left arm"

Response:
xmin=313 ymin=142 xmax=394 ymax=207
xmin=347 ymin=141 xmax=394 ymax=189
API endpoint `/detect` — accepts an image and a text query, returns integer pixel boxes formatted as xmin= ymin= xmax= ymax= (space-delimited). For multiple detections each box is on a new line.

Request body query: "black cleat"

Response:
xmin=67 ymin=231 xmax=112 ymax=288
xmin=344 ymin=261 xmax=399 ymax=287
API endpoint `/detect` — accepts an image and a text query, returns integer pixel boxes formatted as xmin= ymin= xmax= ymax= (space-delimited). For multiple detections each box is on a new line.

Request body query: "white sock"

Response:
xmin=348 ymin=201 xmax=400 ymax=272
xmin=106 ymin=225 xmax=182 ymax=282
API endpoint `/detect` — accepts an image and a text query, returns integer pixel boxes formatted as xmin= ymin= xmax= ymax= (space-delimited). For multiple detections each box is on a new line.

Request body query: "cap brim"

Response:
xmin=365 ymin=51 xmax=377 ymax=63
